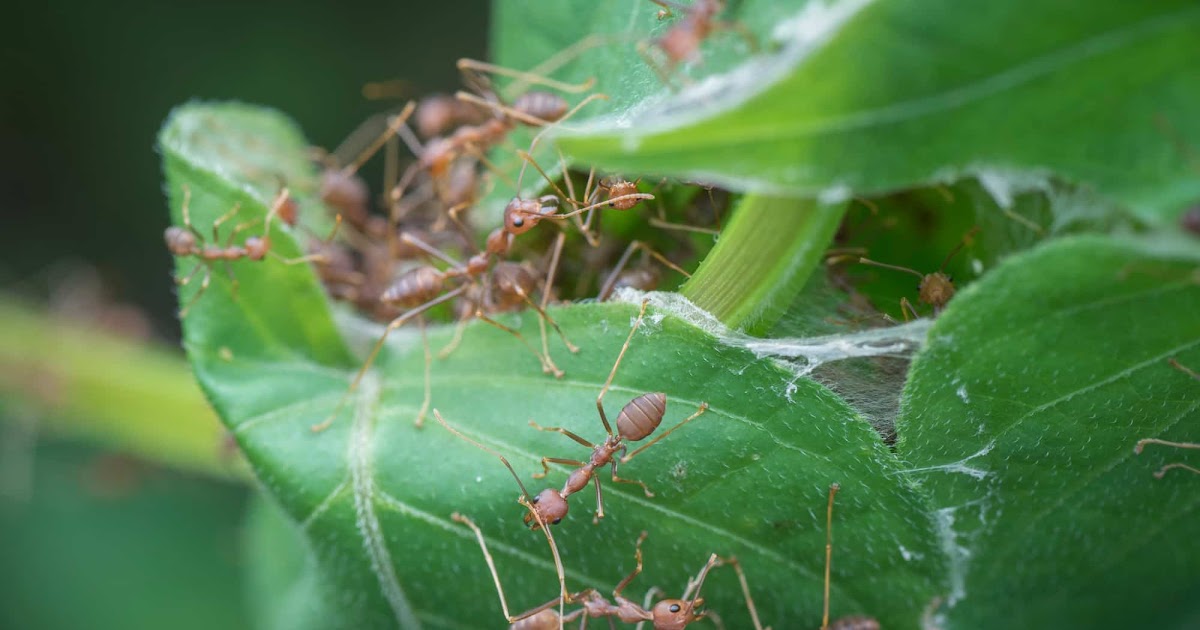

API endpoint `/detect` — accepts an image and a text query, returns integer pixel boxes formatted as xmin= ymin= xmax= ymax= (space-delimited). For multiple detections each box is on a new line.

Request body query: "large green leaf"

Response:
xmin=160 ymin=104 xmax=946 ymax=628
xmin=896 ymin=234 xmax=1200 ymax=628
xmin=493 ymin=0 xmax=1200 ymax=222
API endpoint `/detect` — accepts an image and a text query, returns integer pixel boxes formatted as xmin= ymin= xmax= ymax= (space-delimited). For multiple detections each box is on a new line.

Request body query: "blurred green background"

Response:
xmin=0 ymin=2 xmax=485 ymax=627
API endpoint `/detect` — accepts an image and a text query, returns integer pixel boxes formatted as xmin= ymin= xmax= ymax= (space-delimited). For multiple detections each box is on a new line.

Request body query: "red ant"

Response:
xmin=451 ymin=482 xmax=877 ymax=629
xmin=857 ymin=226 xmax=980 ymax=321
xmin=453 ymin=513 xmax=760 ymax=630
xmin=1134 ymin=358 xmax=1200 ymax=478
xmin=310 ymin=224 xmax=579 ymax=432
xmin=437 ymin=299 xmax=708 ymax=527
xmin=317 ymin=102 xmax=417 ymax=232
xmin=640 ymin=0 xmax=758 ymax=86
xmin=164 ymin=185 xmax=329 ymax=316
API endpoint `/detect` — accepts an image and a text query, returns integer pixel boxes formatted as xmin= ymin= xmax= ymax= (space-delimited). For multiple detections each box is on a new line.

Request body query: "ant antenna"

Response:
xmin=434 ymin=410 xmax=572 ymax=604
xmin=938 ymin=226 xmax=980 ymax=273
xmin=341 ymin=101 xmax=417 ymax=176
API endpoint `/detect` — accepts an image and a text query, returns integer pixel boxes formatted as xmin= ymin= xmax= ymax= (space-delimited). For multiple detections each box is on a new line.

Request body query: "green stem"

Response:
xmin=681 ymin=194 xmax=846 ymax=334
xmin=0 ymin=296 xmax=247 ymax=481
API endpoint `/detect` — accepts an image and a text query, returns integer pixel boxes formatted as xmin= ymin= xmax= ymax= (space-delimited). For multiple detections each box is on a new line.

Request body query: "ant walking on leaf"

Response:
xmin=436 ymin=299 xmax=708 ymax=528
xmin=165 ymin=184 xmax=332 ymax=316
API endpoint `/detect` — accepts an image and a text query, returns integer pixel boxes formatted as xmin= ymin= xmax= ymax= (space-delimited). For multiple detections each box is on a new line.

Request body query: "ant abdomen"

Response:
xmin=828 ymin=616 xmax=881 ymax=630
xmin=616 ymin=392 xmax=667 ymax=441
xmin=164 ymin=227 xmax=195 ymax=255
xmin=381 ymin=266 xmax=444 ymax=307
xmin=511 ymin=91 xmax=569 ymax=124
xmin=508 ymin=609 xmax=561 ymax=630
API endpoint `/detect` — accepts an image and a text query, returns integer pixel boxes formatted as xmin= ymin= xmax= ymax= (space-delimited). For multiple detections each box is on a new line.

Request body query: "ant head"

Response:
xmin=164 ymin=227 xmax=195 ymax=254
xmin=605 ymin=180 xmax=642 ymax=210
xmin=504 ymin=198 xmax=552 ymax=235
xmin=651 ymin=598 xmax=705 ymax=630
xmin=918 ymin=271 xmax=955 ymax=308
xmin=523 ymin=488 xmax=568 ymax=530
xmin=245 ymin=236 xmax=270 ymax=261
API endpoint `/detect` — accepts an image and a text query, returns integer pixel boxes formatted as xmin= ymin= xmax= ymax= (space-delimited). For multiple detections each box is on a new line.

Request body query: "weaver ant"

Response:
xmin=165 ymin=185 xmax=329 ymax=316
xmin=857 ymin=226 xmax=980 ymax=321
xmin=440 ymin=299 xmax=708 ymax=527
xmin=640 ymin=0 xmax=758 ymax=86
xmin=453 ymin=514 xmax=761 ymax=630
xmin=1133 ymin=358 xmax=1200 ymax=478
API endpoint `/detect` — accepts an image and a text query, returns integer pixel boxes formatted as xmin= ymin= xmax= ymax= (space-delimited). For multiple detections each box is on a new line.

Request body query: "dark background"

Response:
xmin=0 ymin=2 xmax=486 ymax=628
xmin=1 ymin=0 xmax=488 ymax=340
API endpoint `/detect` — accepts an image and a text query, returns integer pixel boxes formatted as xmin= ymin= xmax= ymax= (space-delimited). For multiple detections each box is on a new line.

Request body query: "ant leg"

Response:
xmin=517 ymin=287 xmax=578 ymax=355
xmin=1155 ymin=463 xmax=1200 ymax=478
xmin=222 ymin=260 xmax=240 ymax=301
xmin=595 ymin=299 xmax=650 ymax=436
xmin=178 ymin=265 xmax=212 ymax=317
xmin=534 ymin=457 xmax=587 ymax=480
xmin=552 ymin=193 xmax=658 ymax=221
xmin=1169 ymin=357 xmax=1200 ymax=380
xmin=451 ymin=512 xmax=574 ymax=622
xmin=900 ymin=297 xmax=920 ymax=322
xmin=437 ymin=309 xmax=471 ymax=359
xmin=175 ymin=260 xmax=205 ymax=287
xmin=414 ymin=316 xmax=431 ymax=428
xmin=636 ymin=40 xmax=679 ymax=89
xmin=528 ymin=420 xmax=595 ymax=448
xmin=612 ymin=532 xmax=648 ymax=599
xmin=311 ymin=285 xmax=467 ymax=432
xmin=1134 ymin=438 xmax=1200 ymax=454
xmin=681 ymin=554 xmax=722 ymax=616
xmin=609 ymin=458 xmax=654 ymax=498
xmin=822 ymin=483 xmax=841 ymax=630
xmin=621 ymin=402 xmax=708 ymax=463
xmin=457 ymin=58 xmax=596 ymax=94
xmin=537 ymin=232 xmax=573 ymax=364
xmin=647 ymin=217 xmax=720 ymax=236
xmin=598 ymin=240 xmax=692 ymax=301
xmin=341 ymin=102 xmax=417 ymax=175
xmin=501 ymin=33 xmax=614 ymax=99
xmin=712 ymin=556 xmax=766 ymax=630
xmin=209 ymin=202 xmax=245 ymax=243
xmin=474 ymin=309 xmax=563 ymax=378
xmin=178 ymin=184 xmax=206 ymax=243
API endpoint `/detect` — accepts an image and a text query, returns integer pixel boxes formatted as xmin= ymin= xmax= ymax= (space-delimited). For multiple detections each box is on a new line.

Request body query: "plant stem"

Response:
xmin=681 ymin=194 xmax=846 ymax=334
xmin=0 ymin=296 xmax=247 ymax=481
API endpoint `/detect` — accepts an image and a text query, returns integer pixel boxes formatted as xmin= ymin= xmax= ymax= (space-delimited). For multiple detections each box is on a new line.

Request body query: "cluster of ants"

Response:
xmin=163 ymin=1 xmax=1200 ymax=626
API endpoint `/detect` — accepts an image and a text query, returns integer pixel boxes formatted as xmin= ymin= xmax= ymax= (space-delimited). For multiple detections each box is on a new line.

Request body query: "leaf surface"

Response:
xmin=494 ymin=0 xmax=1200 ymax=221
xmin=896 ymin=234 xmax=1200 ymax=628
xmin=160 ymin=104 xmax=947 ymax=629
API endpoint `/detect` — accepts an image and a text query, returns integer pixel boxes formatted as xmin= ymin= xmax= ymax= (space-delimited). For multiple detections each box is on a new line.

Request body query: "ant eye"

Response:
xmin=552 ymin=518 xmax=562 ymax=525
xmin=531 ymin=495 xmax=540 ymax=503
xmin=669 ymin=604 xmax=681 ymax=613
xmin=512 ymin=216 xmax=524 ymax=227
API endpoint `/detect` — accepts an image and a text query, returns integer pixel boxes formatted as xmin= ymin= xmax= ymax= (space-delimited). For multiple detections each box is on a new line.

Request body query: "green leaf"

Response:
xmin=0 ymin=440 xmax=251 ymax=630
xmin=494 ymin=0 xmax=1200 ymax=221
xmin=161 ymin=104 xmax=948 ymax=629
xmin=896 ymin=234 xmax=1200 ymax=628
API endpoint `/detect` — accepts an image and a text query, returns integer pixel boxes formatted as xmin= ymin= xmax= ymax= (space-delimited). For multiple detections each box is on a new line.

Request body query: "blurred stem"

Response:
xmin=681 ymin=194 xmax=846 ymax=334
xmin=0 ymin=296 xmax=247 ymax=482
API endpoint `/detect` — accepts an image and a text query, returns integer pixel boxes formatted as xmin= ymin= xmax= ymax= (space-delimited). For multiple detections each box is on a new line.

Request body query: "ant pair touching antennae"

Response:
xmin=164 ymin=184 xmax=335 ymax=317
xmin=1134 ymin=358 xmax=1200 ymax=478
xmin=452 ymin=483 xmax=877 ymax=629
xmin=436 ymin=299 xmax=709 ymax=528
